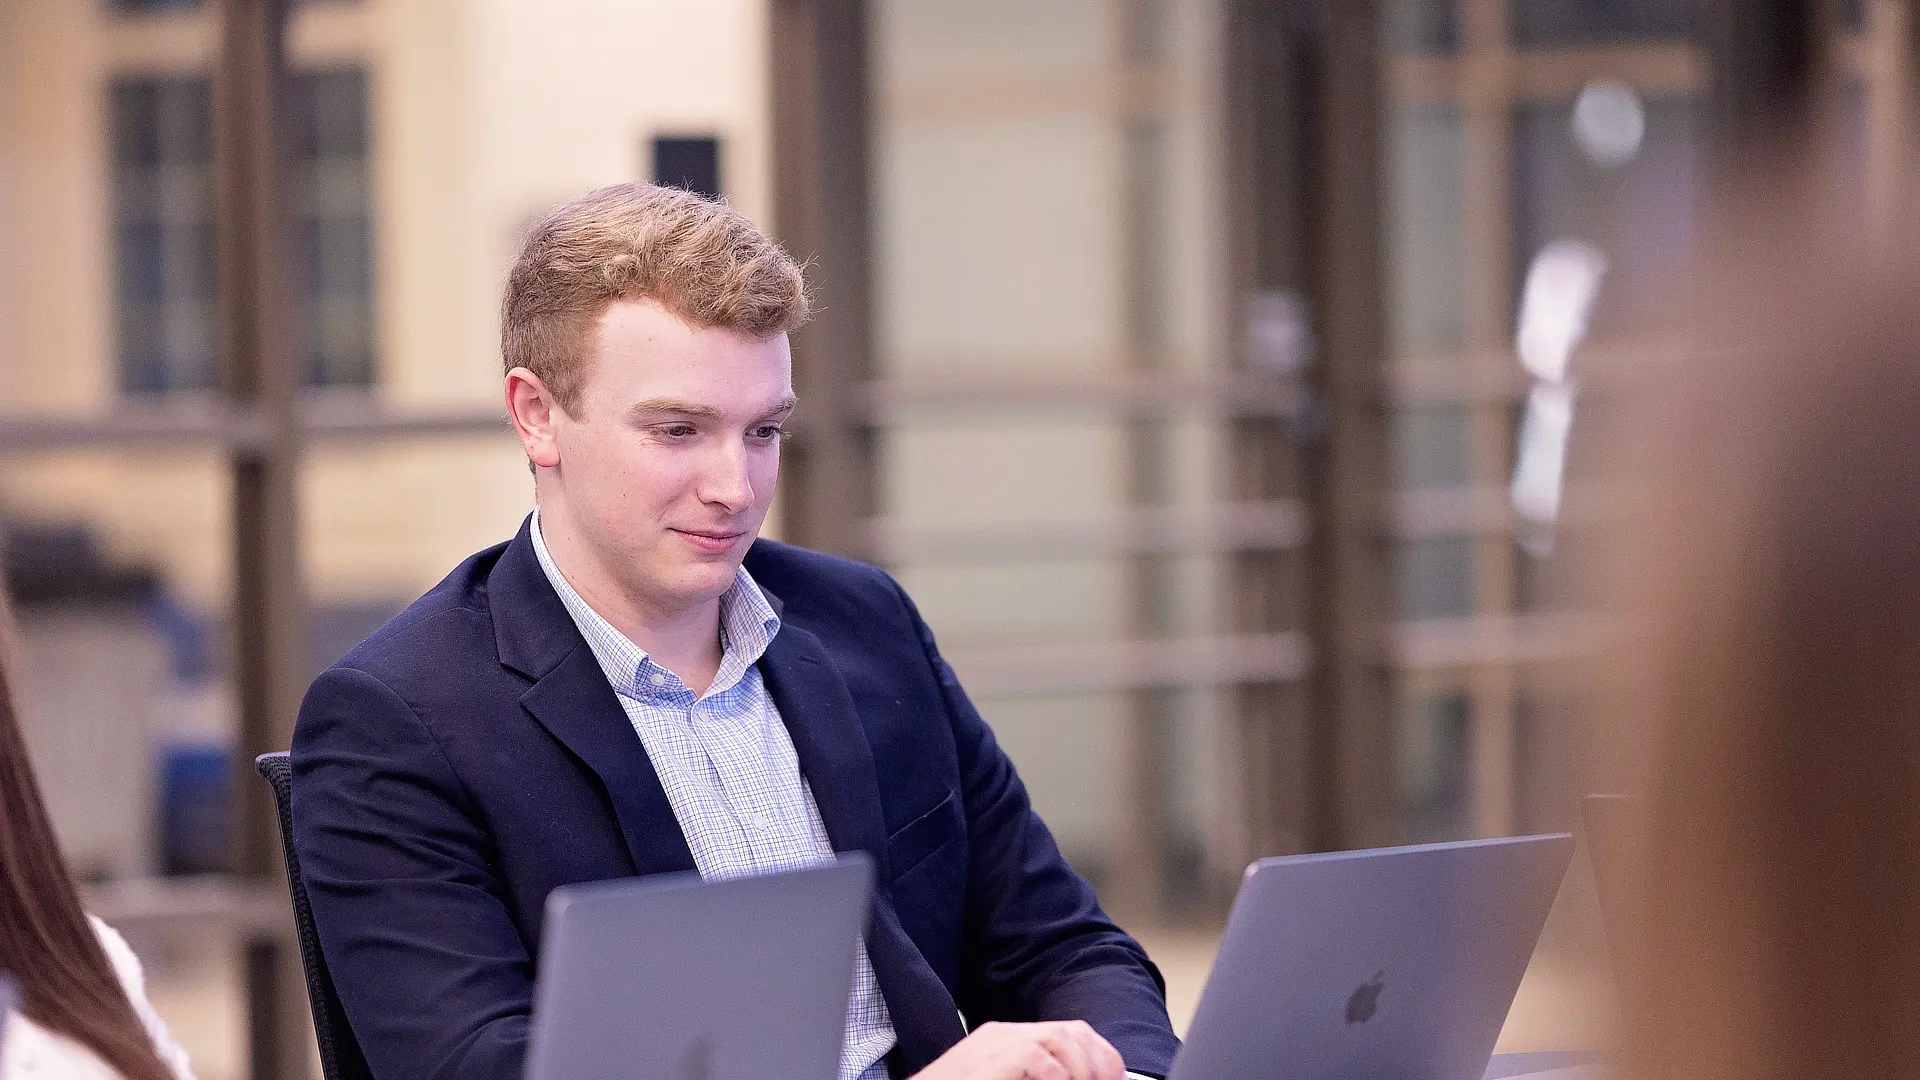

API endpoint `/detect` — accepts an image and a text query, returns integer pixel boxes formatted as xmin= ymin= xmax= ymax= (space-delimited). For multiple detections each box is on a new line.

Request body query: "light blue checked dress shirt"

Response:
xmin=532 ymin=512 xmax=896 ymax=1080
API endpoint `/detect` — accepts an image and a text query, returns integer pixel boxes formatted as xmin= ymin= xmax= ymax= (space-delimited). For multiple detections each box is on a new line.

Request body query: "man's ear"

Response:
xmin=505 ymin=367 xmax=564 ymax=470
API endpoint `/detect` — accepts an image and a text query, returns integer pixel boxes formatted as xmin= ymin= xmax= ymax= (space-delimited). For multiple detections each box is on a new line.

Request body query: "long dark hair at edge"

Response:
xmin=0 ymin=614 xmax=177 ymax=1080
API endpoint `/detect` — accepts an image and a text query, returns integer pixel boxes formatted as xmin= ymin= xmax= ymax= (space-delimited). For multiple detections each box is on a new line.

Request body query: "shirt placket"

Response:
xmin=695 ymin=706 xmax=787 ymax=870
xmin=629 ymin=663 xmax=730 ymax=879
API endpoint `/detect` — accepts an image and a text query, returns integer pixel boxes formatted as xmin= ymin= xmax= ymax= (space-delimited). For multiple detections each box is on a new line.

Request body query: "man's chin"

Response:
xmin=658 ymin=552 xmax=748 ymax=597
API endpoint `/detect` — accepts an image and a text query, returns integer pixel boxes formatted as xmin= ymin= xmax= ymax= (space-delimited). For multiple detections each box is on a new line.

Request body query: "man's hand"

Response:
xmin=911 ymin=1021 xmax=1128 ymax=1080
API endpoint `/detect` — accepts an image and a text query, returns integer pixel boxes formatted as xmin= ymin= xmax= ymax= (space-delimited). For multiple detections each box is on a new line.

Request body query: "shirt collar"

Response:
xmin=528 ymin=509 xmax=781 ymax=702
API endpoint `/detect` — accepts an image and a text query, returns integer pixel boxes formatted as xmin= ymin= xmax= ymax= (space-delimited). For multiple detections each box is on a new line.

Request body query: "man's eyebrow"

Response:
xmin=625 ymin=398 xmax=723 ymax=420
xmin=623 ymin=395 xmax=798 ymax=422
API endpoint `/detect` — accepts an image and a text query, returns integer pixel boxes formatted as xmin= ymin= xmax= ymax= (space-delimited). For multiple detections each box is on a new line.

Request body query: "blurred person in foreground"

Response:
xmin=0 ymin=633 xmax=195 ymax=1079
xmin=292 ymin=184 xmax=1177 ymax=1080
xmin=1592 ymin=199 xmax=1920 ymax=1080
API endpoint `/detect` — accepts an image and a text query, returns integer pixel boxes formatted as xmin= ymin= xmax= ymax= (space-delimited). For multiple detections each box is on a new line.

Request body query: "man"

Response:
xmin=292 ymin=184 xmax=1180 ymax=1080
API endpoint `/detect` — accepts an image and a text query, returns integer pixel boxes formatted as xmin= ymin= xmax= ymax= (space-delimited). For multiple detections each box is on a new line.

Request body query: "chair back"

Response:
xmin=255 ymin=752 xmax=375 ymax=1080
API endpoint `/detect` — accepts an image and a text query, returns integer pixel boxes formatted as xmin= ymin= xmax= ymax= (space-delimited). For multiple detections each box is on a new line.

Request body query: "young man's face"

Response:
xmin=546 ymin=298 xmax=792 ymax=618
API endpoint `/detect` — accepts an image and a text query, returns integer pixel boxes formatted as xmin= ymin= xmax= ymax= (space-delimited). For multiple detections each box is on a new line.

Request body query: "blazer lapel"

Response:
xmin=518 ymin=646 xmax=697 ymax=876
xmin=490 ymin=517 xmax=697 ymax=877
xmin=758 ymin=624 xmax=889 ymax=868
xmin=759 ymin=622 xmax=968 ymax=1072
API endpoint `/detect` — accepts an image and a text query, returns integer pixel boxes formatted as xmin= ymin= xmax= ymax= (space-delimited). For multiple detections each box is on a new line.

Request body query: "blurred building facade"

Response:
xmin=0 ymin=0 xmax=770 ymax=877
xmin=2 ymin=0 xmax=1912 ymax=897
xmin=1382 ymin=0 xmax=1902 ymax=847
xmin=861 ymin=0 xmax=1256 ymax=906
xmin=0 ymin=0 xmax=771 ymax=611
xmin=769 ymin=0 xmax=1918 ymax=914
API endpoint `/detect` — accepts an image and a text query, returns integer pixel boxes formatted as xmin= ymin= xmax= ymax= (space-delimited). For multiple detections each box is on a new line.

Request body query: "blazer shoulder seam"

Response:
xmin=326 ymin=661 xmax=484 ymax=816
xmin=883 ymin=574 xmax=958 ymax=713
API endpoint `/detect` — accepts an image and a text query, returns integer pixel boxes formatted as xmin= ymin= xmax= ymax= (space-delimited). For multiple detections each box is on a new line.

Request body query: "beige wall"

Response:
xmin=0 ymin=0 xmax=770 ymax=609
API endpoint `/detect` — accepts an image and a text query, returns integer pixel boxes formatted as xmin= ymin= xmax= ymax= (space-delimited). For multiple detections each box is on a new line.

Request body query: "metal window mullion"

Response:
xmin=212 ymin=3 xmax=307 ymax=1079
xmin=768 ymin=0 xmax=875 ymax=557
xmin=1459 ymin=0 xmax=1519 ymax=840
xmin=1109 ymin=0 xmax=1175 ymax=921
xmin=1306 ymin=0 xmax=1398 ymax=853
xmin=1221 ymin=0 xmax=1314 ymax=870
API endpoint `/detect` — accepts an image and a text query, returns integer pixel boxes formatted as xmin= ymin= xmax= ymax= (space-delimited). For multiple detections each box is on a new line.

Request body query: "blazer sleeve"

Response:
xmin=890 ymin=581 xmax=1182 ymax=1075
xmin=291 ymin=665 xmax=533 ymax=1080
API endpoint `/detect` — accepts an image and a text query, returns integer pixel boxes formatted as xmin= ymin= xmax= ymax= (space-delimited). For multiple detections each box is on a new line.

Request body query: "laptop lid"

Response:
xmin=525 ymin=856 xmax=872 ymax=1080
xmin=1171 ymin=834 xmax=1574 ymax=1080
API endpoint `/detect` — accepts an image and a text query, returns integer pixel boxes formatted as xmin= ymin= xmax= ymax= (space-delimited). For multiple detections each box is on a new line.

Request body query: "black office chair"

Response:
xmin=255 ymin=752 xmax=375 ymax=1080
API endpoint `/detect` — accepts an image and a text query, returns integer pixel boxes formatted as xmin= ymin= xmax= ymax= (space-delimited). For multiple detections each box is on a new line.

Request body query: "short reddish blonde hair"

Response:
xmin=502 ymin=183 xmax=809 ymax=413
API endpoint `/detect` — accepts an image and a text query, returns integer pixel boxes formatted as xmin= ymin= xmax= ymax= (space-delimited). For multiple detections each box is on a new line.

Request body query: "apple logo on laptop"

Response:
xmin=1345 ymin=971 xmax=1386 ymax=1025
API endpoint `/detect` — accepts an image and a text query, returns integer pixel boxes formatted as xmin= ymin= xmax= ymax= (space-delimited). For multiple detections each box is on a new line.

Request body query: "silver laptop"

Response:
xmin=525 ymin=856 xmax=872 ymax=1080
xmin=1170 ymin=834 xmax=1574 ymax=1080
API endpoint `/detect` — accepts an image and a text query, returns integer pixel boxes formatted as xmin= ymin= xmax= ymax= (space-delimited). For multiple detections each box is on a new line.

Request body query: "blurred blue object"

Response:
xmin=160 ymin=742 xmax=231 ymax=875
xmin=146 ymin=591 xmax=215 ymax=686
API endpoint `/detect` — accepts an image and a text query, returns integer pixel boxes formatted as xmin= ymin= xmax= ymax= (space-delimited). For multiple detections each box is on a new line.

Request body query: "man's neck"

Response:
xmin=536 ymin=506 xmax=725 ymax=694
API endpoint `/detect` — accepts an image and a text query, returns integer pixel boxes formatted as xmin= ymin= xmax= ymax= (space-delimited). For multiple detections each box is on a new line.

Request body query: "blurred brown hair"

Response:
xmin=501 ymin=183 xmax=809 ymax=415
xmin=1599 ymin=202 xmax=1920 ymax=1080
xmin=0 ymin=584 xmax=177 ymax=1080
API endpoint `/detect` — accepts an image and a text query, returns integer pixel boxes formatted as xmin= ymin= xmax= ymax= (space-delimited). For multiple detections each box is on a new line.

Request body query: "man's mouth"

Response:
xmin=671 ymin=528 xmax=748 ymax=553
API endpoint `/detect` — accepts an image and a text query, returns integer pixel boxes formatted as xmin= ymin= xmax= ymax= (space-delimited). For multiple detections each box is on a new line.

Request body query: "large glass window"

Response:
xmin=288 ymin=68 xmax=376 ymax=388
xmin=111 ymin=68 xmax=375 ymax=394
xmin=1512 ymin=95 xmax=1698 ymax=331
xmin=1397 ymin=535 xmax=1477 ymax=621
xmin=111 ymin=76 xmax=217 ymax=394
xmin=1394 ymin=404 xmax=1474 ymax=490
xmin=1389 ymin=102 xmax=1469 ymax=354
xmin=869 ymin=0 xmax=1253 ymax=912
xmin=1390 ymin=0 xmax=1459 ymax=55
xmin=1397 ymin=688 xmax=1472 ymax=842
xmin=1382 ymin=2 xmax=1708 ymax=847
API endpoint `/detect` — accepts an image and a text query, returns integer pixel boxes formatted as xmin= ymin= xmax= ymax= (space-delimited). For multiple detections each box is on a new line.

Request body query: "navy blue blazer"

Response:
xmin=291 ymin=519 xmax=1180 ymax=1080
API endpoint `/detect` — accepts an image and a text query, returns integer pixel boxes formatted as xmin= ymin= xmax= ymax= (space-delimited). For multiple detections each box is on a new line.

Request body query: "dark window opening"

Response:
xmin=107 ymin=0 xmax=203 ymax=12
xmin=110 ymin=67 xmax=376 ymax=393
xmin=1512 ymin=0 xmax=1697 ymax=45
xmin=652 ymin=135 xmax=722 ymax=198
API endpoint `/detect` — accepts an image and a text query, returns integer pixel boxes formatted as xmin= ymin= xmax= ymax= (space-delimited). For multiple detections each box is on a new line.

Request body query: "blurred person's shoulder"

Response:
xmin=0 ymin=919 xmax=197 ymax=1080
xmin=2 ymin=1006 xmax=126 ymax=1080
xmin=88 ymin=918 xmax=197 ymax=1080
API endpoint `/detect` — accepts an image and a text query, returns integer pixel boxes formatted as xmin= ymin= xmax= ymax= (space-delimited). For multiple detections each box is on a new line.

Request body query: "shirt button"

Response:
xmin=649 ymin=672 xmax=667 ymax=686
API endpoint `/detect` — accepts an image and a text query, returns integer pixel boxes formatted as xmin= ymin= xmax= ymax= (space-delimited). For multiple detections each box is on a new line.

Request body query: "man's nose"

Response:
xmin=697 ymin=442 xmax=755 ymax=512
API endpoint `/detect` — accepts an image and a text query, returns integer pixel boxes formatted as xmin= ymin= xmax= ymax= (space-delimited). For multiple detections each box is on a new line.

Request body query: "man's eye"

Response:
xmin=660 ymin=425 xmax=697 ymax=438
xmin=752 ymin=425 xmax=784 ymax=441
